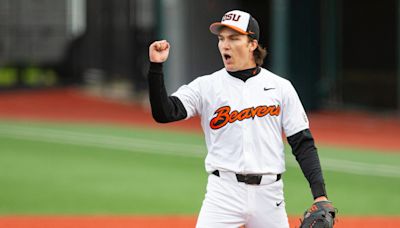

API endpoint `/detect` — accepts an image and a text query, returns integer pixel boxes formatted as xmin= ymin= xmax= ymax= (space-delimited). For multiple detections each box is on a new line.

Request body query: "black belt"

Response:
xmin=212 ymin=170 xmax=281 ymax=185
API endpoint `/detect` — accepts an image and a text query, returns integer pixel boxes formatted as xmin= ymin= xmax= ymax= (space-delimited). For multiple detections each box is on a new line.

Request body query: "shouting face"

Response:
xmin=218 ymin=27 xmax=258 ymax=72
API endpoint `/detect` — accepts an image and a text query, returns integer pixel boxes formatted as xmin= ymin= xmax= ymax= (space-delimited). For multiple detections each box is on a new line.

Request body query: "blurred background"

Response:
xmin=0 ymin=0 xmax=399 ymax=113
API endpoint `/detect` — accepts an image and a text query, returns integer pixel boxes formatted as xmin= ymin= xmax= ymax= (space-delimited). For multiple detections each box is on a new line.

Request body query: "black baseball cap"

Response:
xmin=210 ymin=10 xmax=260 ymax=40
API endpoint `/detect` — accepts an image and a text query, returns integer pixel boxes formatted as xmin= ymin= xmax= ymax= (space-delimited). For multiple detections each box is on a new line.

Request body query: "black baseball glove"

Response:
xmin=300 ymin=201 xmax=337 ymax=228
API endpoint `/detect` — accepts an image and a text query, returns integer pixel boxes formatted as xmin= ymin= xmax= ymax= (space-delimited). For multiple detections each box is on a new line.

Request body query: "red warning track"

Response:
xmin=1 ymin=216 xmax=400 ymax=228
xmin=0 ymin=87 xmax=399 ymax=228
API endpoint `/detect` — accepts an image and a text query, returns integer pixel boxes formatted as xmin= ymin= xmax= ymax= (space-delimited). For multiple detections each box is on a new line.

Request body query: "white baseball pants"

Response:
xmin=196 ymin=171 xmax=289 ymax=228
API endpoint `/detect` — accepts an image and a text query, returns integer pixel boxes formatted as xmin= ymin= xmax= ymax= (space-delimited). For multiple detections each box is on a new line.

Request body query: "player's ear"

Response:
xmin=249 ymin=39 xmax=258 ymax=52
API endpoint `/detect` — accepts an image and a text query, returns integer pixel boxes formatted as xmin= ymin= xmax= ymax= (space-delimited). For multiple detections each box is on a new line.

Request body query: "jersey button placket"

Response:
xmin=242 ymin=83 xmax=251 ymax=173
xmin=242 ymin=83 xmax=253 ymax=224
xmin=236 ymin=81 xmax=245 ymax=173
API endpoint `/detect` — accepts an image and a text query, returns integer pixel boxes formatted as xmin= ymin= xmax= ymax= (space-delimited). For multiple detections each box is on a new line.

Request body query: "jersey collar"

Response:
xmin=227 ymin=67 xmax=261 ymax=82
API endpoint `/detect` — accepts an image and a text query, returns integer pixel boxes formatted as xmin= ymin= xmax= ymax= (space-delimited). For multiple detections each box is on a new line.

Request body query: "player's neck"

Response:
xmin=227 ymin=66 xmax=261 ymax=82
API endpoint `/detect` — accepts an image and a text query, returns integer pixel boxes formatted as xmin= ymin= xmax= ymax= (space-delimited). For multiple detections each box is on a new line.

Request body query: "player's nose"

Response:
xmin=219 ymin=40 xmax=230 ymax=50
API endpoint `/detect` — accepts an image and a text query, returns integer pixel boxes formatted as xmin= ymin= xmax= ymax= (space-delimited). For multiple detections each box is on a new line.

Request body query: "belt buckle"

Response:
xmin=244 ymin=174 xmax=262 ymax=185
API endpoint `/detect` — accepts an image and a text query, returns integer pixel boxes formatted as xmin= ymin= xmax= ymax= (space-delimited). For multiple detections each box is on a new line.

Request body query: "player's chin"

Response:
xmin=224 ymin=63 xmax=236 ymax=72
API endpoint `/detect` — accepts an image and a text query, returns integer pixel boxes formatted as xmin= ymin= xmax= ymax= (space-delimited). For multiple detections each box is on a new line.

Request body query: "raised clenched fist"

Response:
xmin=149 ymin=40 xmax=170 ymax=63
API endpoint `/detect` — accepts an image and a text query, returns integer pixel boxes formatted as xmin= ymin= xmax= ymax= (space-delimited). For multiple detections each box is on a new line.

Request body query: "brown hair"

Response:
xmin=249 ymin=37 xmax=267 ymax=66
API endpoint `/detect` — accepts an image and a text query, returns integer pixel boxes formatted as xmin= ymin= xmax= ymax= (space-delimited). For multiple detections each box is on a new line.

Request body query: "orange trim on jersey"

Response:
xmin=209 ymin=105 xmax=281 ymax=130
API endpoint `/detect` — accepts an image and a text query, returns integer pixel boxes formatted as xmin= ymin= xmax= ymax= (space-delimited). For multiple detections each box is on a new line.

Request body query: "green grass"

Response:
xmin=0 ymin=120 xmax=399 ymax=215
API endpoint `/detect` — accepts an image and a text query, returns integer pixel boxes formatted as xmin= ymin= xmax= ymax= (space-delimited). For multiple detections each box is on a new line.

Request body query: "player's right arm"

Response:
xmin=147 ymin=40 xmax=187 ymax=123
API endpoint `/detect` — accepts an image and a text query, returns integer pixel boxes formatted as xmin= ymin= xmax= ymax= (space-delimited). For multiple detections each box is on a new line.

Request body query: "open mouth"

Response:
xmin=223 ymin=54 xmax=231 ymax=61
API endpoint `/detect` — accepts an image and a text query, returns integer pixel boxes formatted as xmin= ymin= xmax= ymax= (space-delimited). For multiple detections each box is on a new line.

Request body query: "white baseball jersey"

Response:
xmin=172 ymin=67 xmax=309 ymax=175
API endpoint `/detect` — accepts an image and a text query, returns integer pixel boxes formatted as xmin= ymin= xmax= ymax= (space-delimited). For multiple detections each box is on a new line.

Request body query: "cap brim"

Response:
xmin=209 ymin=22 xmax=250 ymax=35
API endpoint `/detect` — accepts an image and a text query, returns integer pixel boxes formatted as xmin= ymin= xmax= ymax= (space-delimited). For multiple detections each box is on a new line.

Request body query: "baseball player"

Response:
xmin=148 ymin=10 xmax=335 ymax=228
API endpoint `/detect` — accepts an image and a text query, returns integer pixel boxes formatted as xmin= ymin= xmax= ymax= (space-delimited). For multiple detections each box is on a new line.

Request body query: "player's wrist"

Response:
xmin=313 ymin=196 xmax=328 ymax=203
xmin=149 ymin=62 xmax=163 ymax=74
xmin=311 ymin=182 xmax=327 ymax=199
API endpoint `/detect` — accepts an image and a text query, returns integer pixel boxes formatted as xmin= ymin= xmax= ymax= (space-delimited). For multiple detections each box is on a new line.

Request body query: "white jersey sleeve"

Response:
xmin=281 ymin=81 xmax=309 ymax=137
xmin=171 ymin=77 xmax=203 ymax=119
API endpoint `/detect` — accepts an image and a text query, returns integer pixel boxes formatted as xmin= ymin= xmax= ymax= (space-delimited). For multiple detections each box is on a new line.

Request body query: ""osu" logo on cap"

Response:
xmin=222 ymin=13 xmax=241 ymax=22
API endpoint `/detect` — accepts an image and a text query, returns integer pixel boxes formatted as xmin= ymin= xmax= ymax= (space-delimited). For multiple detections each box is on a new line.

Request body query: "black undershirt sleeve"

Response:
xmin=147 ymin=62 xmax=187 ymax=123
xmin=287 ymin=129 xmax=327 ymax=199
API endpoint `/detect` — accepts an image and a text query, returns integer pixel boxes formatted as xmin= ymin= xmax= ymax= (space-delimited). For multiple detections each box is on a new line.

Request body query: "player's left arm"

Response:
xmin=287 ymin=129 xmax=327 ymax=200
xmin=287 ymin=129 xmax=337 ymax=227
xmin=287 ymin=129 xmax=337 ymax=228
xmin=282 ymin=81 xmax=336 ymax=226
xmin=281 ymin=80 xmax=327 ymax=200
